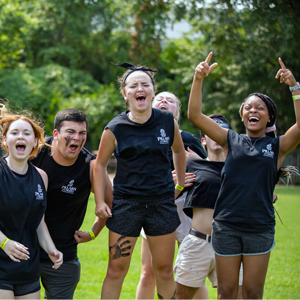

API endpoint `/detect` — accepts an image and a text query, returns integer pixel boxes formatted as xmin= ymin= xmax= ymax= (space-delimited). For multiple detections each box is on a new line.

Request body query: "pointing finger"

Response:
xmin=205 ymin=52 xmax=213 ymax=64
xmin=278 ymin=57 xmax=286 ymax=69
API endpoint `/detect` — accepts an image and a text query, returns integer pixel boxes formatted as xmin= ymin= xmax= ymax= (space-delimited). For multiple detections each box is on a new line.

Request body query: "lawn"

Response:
xmin=45 ymin=185 xmax=300 ymax=299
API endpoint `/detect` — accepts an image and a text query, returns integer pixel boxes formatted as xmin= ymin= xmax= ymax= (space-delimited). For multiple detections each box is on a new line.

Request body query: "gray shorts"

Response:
xmin=106 ymin=195 xmax=180 ymax=237
xmin=0 ymin=280 xmax=40 ymax=296
xmin=40 ymin=259 xmax=81 ymax=299
xmin=212 ymin=220 xmax=275 ymax=256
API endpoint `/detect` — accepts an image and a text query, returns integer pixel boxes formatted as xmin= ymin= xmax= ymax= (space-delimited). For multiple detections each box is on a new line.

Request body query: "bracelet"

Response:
xmin=175 ymin=184 xmax=184 ymax=191
xmin=1 ymin=238 xmax=10 ymax=250
xmin=89 ymin=230 xmax=95 ymax=240
xmin=292 ymin=95 xmax=300 ymax=101
xmin=289 ymin=82 xmax=300 ymax=92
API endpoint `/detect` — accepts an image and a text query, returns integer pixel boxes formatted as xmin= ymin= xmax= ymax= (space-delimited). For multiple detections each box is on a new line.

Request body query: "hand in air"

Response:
xmin=275 ymin=58 xmax=297 ymax=87
xmin=2 ymin=240 xmax=30 ymax=262
xmin=195 ymin=52 xmax=218 ymax=80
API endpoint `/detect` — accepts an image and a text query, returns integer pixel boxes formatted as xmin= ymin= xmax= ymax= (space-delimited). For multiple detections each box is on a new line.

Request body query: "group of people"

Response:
xmin=0 ymin=54 xmax=299 ymax=299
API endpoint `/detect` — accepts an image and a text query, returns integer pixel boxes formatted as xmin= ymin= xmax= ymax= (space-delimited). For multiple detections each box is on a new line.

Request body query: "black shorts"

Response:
xmin=106 ymin=194 xmax=181 ymax=237
xmin=0 ymin=280 xmax=40 ymax=296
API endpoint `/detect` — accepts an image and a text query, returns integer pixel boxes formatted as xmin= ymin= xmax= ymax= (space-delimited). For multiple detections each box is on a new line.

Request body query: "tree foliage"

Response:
xmin=1 ymin=0 xmax=300 ymax=148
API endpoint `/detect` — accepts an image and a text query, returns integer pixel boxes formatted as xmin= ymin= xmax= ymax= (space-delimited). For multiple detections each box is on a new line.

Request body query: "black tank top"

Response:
xmin=214 ymin=130 xmax=279 ymax=232
xmin=184 ymin=159 xmax=224 ymax=218
xmin=106 ymin=108 xmax=175 ymax=199
xmin=31 ymin=137 xmax=95 ymax=261
xmin=0 ymin=157 xmax=46 ymax=284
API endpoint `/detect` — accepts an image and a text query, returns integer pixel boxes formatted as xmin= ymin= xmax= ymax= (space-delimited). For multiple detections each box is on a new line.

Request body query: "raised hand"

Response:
xmin=195 ymin=52 xmax=218 ymax=80
xmin=2 ymin=240 xmax=30 ymax=262
xmin=275 ymin=57 xmax=297 ymax=87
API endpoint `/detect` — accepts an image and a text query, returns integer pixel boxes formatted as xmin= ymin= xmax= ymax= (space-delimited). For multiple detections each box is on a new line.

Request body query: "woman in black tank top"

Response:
xmin=136 ymin=91 xmax=207 ymax=299
xmin=0 ymin=105 xmax=63 ymax=298
xmin=187 ymin=53 xmax=300 ymax=299
xmin=93 ymin=65 xmax=186 ymax=299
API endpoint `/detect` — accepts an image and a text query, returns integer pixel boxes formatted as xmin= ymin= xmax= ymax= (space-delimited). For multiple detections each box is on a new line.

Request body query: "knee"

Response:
xmin=242 ymin=287 xmax=264 ymax=299
xmin=153 ymin=263 xmax=173 ymax=281
xmin=218 ymin=285 xmax=238 ymax=299
xmin=140 ymin=267 xmax=155 ymax=286
xmin=106 ymin=262 xmax=128 ymax=281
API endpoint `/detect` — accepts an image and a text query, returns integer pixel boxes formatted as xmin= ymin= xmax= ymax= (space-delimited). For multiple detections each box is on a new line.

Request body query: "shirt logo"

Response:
xmin=262 ymin=144 xmax=274 ymax=158
xmin=61 ymin=180 xmax=77 ymax=194
xmin=157 ymin=129 xmax=170 ymax=144
xmin=35 ymin=184 xmax=44 ymax=200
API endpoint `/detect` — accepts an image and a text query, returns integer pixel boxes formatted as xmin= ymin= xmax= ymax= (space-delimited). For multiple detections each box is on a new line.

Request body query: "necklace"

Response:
xmin=245 ymin=135 xmax=264 ymax=151
xmin=129 ymin=112 xmax=148 ymax=123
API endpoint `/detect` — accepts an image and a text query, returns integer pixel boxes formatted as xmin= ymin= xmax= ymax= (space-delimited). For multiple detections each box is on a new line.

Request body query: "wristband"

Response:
xmin=292 ymin=95 xmax=300 ymax=101
xmin=289 ymin=82 xmax=300 ymax=92
xmin=175 ymin=184 xmax=184 ymax=191
xmin=1 ymin=238 xmax=10 ymax=250
xmin=89 ymin=230 xmax=95 ymax=240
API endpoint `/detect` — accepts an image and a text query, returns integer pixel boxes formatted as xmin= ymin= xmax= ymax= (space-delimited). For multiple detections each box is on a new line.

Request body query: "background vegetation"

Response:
xmin=1 ymin=0 xmax=300 ymax=151
xmin=44 ymin=185 xmax=299 ymax=299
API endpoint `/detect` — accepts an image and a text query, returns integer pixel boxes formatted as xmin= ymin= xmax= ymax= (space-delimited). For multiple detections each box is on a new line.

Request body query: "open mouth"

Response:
xmin=249 ymin=116 xmax=259 ymax=124
xmin=16 ymin=143 xmax=26 ymax=153
xmin=158 ymin=104 xmax=169 ymax=110
xmin=136 ymin=95 xmax=146 ymax=102
xmin=69 ymin=145 xmax=78 ymax=152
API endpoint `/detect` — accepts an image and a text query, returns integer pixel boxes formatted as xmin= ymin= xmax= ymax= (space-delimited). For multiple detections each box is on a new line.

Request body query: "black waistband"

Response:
xmin=189 ymin=228 xmax=211 ymax=243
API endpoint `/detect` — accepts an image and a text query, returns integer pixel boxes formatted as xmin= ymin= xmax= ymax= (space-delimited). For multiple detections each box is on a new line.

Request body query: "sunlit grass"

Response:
xmin=41 ymin=185 xmax=300 ymax=299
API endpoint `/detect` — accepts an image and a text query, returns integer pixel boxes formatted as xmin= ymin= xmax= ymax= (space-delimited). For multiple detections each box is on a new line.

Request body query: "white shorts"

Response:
xmin=141 ymin=192 xmax=191 ymax=242
xmin=174 ymin=234 xmax=217 ymax=288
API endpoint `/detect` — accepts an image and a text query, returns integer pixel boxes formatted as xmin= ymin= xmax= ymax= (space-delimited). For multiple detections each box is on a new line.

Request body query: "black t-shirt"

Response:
xmin=214 ymin=130 xmax=279 ymax=232
xmin=184 ymin=159 xmax=224 ymax=218
xmin=0 ymin=158 xmax=46 ymax=284
xmin=106 ymin=108 xmax=175 ymax=199
xmin=168 ymin=131 xmax=207 ymax=170
xmin=31 ymin=137 xmax=95 ymax=261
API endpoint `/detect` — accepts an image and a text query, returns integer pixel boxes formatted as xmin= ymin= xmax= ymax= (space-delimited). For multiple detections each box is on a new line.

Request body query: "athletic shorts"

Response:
xmin=212 ymin=220 xmax=275 ymax=256
xmin=106 ymin=195 xmax=180 ymax=237
xmin=140 ymin=192 xmax=191 ymax=242
xmin=40 ymin=259 xmax=80 ymax=299
xmin=0 ymin=280 xmax=40 ymax=296
xmin=174 ymin=234 xmax=217 ymax=288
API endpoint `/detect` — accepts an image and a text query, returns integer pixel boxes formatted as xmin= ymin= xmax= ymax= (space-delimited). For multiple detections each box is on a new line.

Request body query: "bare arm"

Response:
xmin=172 ymin=120 xmax=186 ymax=199
xmin=93 ymin=129 xmax=116 ymax=218
xmin=35 ymin=168 xmax=63 ymax=269
xmin=75 ymin=159 xmax=114 ymax=243
xmin=276 ymin=58 xmax=300 ymax=166
xmin=37 ymin=216 xmax=63 ymax=269
xmin=188 ymin=52 xmax=228 ymax=147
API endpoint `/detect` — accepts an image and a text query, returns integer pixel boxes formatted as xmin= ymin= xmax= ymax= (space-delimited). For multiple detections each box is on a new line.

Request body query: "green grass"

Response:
xmin=42 ymin=186 xmax=300 ymax=299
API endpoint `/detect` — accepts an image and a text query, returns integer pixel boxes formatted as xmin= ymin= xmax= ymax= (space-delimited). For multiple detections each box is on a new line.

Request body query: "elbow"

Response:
xmin=187 ymin=110 xmax=197 ymax=124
